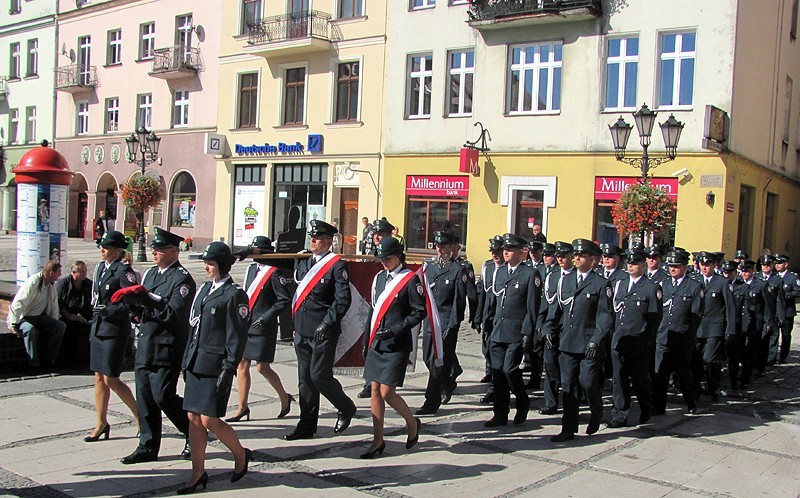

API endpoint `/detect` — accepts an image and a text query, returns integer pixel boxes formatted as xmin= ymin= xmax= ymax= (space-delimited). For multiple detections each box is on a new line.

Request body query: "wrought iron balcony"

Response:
xmin=55 ymin=64 xmax=97 ymax=93
xmin=149 ymin=46 xmax=203 ymax=80
xmin=0 ymin=77 xmax=8 ymax=100
xmin=245 ymin=10 xmax=336 ymax=57
xmin=468 ymin=0 xmax=602 ymax=29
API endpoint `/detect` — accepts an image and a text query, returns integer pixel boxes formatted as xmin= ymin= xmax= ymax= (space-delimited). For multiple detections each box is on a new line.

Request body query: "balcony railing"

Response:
xmin=55 ymin=64 xmax=98 ymax=93
xmin=247 ymin=10 xmax=333 ymax=46
xmin=149 ymin=46 xmax=202 ymax=79
xmin=0 ymin=77 xmax=8 ymax=100
xmin=468 ymin=0 xmax=602 ymax=25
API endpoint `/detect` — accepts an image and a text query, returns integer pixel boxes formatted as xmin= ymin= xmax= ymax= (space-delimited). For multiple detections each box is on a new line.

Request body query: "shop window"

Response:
xmin=594 ymin=201 xmax=621 ymax=246
xmin=511 ymin=190 xmax=544 ymax=240
xmin=170 ymin=172 xmax=196 ymax=228
xmin=271 ymin=164 xmax=328 ymax=248
xmin=405 ymin=199 xmax=467 ymax=251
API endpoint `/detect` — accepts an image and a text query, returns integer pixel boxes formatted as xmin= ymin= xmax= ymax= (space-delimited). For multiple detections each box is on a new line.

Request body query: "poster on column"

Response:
xmin=232 ymin=184 xmax=265 ymax=247
xmin=15 ymin=184 xmax=69 ymax=284
xmin=16 ymin=183 xmax=38 ymax=233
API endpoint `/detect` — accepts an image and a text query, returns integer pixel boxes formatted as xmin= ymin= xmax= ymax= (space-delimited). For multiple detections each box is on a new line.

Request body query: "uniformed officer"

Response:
xmin=721 ymin=259 xmax=747 ymax=390
xmin=483 ymin=233 xmax=540 ymax=427
xmin=547 ymin=239 xmax=613 ymax=442
xmin=452 ymin=234 xmax=477 ymax=399
xmin=539 ymin=241 xmax=572 ymax=416
xmin=645 ymin=246 xmax=669 ymax=285
xmin=737 ymin=260 xmax=771 ymax=388
xmin=653 ymin=250 xmax=703 ymax=415
xmin=607 ymin=247 xmax=662 ymax=428
xmin=474 ymin=236 xmax=504 ymax=404
xmin=693 ymin=251 xmax=735 ymax=402
xmin=285 ymin=220 xmax=356 ymax=440
xmin=416 ymin=228 xmax=467 ymax=416
xmin=598 ymin=243 xmax=627 ymax=381
xmin=119 ymin=228 xmax=195 ymax=464
xmin=227 ymin=236 xmax=293 ymax=422
xmin=774 ymin=254 xmax=800 ymax=363
xmin=734 ymin=250 xmax=749 ymax=274
xmin=523 ymin=239 xmax=546 ymax=388
xmin=755 ymin=255 xmax=786 ymax=372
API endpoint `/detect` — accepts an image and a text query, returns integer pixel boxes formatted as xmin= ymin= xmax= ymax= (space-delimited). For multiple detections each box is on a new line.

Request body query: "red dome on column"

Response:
xmin=12 ymin=141 xmax=73 ymax=186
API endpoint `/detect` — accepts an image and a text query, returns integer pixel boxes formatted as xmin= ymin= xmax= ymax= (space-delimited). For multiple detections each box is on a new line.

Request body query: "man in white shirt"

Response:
xmin=7 ymin=261 xmax=66 ymax=369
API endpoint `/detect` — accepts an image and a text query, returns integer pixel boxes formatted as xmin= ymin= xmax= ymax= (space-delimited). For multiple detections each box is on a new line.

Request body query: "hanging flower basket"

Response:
xmin=611 ymin=181 xmax=676 ymax=238
xmin=121 ymin=175 xmax=163 ymax=217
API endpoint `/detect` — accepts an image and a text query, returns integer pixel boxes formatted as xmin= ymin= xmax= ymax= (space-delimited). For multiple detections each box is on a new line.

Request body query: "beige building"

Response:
xmin=213 ymin=0 xmax=385 ymax=251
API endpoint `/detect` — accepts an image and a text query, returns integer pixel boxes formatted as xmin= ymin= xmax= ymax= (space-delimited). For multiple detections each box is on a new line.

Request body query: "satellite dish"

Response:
xmin=68 ymin=49 xmax=76 ymax=63
xmin=61 ymin=42 xmax=67 ymax=55
xmin=194 ymin=24 xmax=205 ymax=42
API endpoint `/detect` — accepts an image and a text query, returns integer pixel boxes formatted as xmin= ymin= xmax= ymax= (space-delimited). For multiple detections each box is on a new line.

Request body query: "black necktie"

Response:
xmin=673 ymin=279 xmax=678 ymax=287
xmin=577 ymin=274 xmax=584 ymax=286
xmin=386 ymin=273 xmax=393 ymax=283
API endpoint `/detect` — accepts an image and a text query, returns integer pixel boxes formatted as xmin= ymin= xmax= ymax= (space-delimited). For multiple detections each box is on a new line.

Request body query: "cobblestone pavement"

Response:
xmin=1 ymin=236 xmax=799 ymax=497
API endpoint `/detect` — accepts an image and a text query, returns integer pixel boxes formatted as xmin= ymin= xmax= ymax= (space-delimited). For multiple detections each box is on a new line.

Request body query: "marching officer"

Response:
xmin=607 ymin=247 xmax=662 ymax=428
xmin=645 ymin=246 xmax=669 ymax=285
xmin=737 ymin=260 xmax=771 ymax=388
xmin=547 ymin=239 xmax=613 ymax=442
xmin=538 ymin=241 xmax=571 ymax=416
xmin=755 ymin=255 xmax=786 ymax=372
xmin=523 ymin=240 xmax=546 ymax=388
xmin=453 ymin=234 xmax=477 ymax=398
xmin=119 ymin=228 xmax=195 ymax=464
xmin=721 ymin=259 xmax=747 ymax=390
xmin=483 ymin=233 xmax=540 ymax=427
xmin=775 ymin=254 xmax=800 ymax=363
xmin=653 ymin=250 xmax=703 ymax=415
xmin=598 ymin=243 xmax=627 ymax=380
xmin=417 ymin=228 xmax=467 ymax=416
xmin=474 ymin=236 xmax=505 ymax=403
xmin=286 ymin=220 xmax=356 ymax=440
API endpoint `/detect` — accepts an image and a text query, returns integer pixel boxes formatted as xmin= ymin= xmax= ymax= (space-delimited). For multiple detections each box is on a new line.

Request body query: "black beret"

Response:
xmin=150 ymin=227 xmax=183 ymax=249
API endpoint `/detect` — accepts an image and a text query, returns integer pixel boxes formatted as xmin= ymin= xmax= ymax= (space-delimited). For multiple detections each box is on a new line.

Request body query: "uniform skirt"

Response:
xmin=364 ymin=347 xmax=408 ymax=388
xmin=183 ymin=370 xmax=232 ymax=418
xmin=242 ymin=326 xmax=278 ymax=363
xmin=90 ymin=334 xmax=128 ymax=377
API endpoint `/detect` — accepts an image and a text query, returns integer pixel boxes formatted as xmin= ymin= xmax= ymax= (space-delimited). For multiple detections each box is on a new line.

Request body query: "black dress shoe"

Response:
xmin=180 ymin=441 xmax=191 ymax=460
xmin=284 ymin=428 xmax=314 ymax=441
xmin=231 ymin=448 xmax=252 ymax=483
xmin=710 ymin=391 xmax=719 ymax=402
xmin=415 ymin=405 xmax=438 ymax=416
xmin=360 ymin=440 xmax=385 ymax=459
xmin=606 ymin=420 xmax=627 ymax=429
xmin=177 ymin=472 xmax=208 ymax=495
xmin=277 ymin=394 xmax=295 ymax=419
xmin=334 ymin=412 xmax=353 ymax=434
xmin=484 ymin=417 xmax=508 ymax=427
xmin=480 ymin=393 xmax=495 ymax=404
xmin=539 ymin=406 xmax=558 ymax=415
xmin=513 ymin=407 xmax=529 ymax=425
xmin=120 ymin=449 xmax=157 ymax=465
xmin=479 ymin=374 xmax=492 ymax=383
xmin=550 ymin=432 xmax=575 ymax=442
xmin=686 ymin=406 xmax=698 ymax=415
xmin=653 ymin=409 xmax=666 ymax=416
xmin=441 ymin=391 xmax=452 ymax=405
xmin=586 ymin=421 xmax=600 ymax=435
xmin=639 ymin=410 xmax=651 ymax=425
xmin=356 ymin=386 xmax=371 ymax=399
xmin=406 ymin=418 xmax=421 ymax=449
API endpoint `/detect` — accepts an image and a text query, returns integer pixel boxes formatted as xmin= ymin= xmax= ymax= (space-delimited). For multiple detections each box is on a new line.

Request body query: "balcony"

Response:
xmin=467 ymin=0 xmax=602 ymax=30
xmin=245 ymin=10 xmax=336 ymax=58
xmin=0 ymin=77 xmax=8 ymax=101
xmin=55 ymin=64 xmax=97 ymax=93
xmin=149 ymin=46 xmax=203 ymax=80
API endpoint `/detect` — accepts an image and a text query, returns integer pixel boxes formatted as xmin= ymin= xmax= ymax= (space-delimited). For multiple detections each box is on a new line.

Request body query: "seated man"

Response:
xmin=7 ymin=261 xmax=66 ymax=371
xmin=55 ymin=261 xmax=93 ymax=368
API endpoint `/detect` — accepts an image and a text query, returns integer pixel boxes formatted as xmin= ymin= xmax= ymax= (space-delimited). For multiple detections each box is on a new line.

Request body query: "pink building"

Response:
xmin=54 ymin=0 xmax=221 ymax=248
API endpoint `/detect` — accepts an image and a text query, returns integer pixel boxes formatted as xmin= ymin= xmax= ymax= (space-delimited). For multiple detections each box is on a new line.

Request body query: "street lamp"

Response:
xmin=125 ymin=126 xmax=161 ymax=262
xmin=608 ymin=103 xmax=684 ymax=181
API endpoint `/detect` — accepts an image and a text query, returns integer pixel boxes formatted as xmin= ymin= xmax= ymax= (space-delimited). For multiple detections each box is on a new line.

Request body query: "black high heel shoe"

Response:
xmin=84 ymin=424 xmax=110 ymax=442
xmin=231 ymin=448 xmax=252 ymax=483
xmin=277 ymin=394 xmax=295 ymax=419
xmin=360 ymin=440 xmax=385 ymax=459
xmin=177 ymin=472 xmax=208 ymax=495
xmin=225 ymin=407 xmax=251 ymax=423
xmin=406 ymin=417 xmax=421 ymax=450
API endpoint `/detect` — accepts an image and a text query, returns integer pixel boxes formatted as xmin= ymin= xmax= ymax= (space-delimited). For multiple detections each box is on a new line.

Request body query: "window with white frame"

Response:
xmin=450 ymin=0 xmax=470 ymax=4
xmin=447 ymin=50 xmax=474 ymax=117
xmin=508 ymin=42 xmax=562 ymax=114
xmin=407 ymin=53 xmax=433 ymax=118
xmin=10 ymin=0 xmax=20 ymax=14
xmin=412 ymin=0 xmax=435 ymax=9
xmin=173 ymin=90 xmax=189 ymax=128
xmin=26 ymin=39 xmax=38 ymax=76
xmin=604 ymin=37 xmax=638 ymax=110
xmin=657 ymin=32 xmax=695 ymax=108
xmin=137 ymin=93 xmax=152 ymax=129
xmin=139 ymin=22 xmax=156 ymax=60
xmin=107 ymin=29 xmax=122 ymax=65
xmin=339 ymin=0 xmax=363 ymax=17
xmin=175 ymin=14 xmax=193 ymax=58
xmin=105 ymin=97 xmax=119 ymax=133
xmin=9 ymin=42 xmax=20 ymax=79
xmin=8 ymin=109 xmax=19 ymax=144
xmin=241 ymin=0 xmax=262 ymax=34
xmin=77 ymin=102 xmax=89 ymax=135
xmin=25 ymin=106 xmax=35 ymax=143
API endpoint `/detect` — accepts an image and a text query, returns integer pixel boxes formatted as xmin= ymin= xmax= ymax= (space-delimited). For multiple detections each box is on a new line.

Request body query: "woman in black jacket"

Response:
xmin=361 ymin=237 xmax=426 ymax=458
xmin=178 ymin=242 xmax=251 ymax=494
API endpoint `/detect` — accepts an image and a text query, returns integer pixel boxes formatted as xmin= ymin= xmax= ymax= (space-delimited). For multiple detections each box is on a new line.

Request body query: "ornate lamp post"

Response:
xmin=125 ymin=126 xmax=161 ymax=262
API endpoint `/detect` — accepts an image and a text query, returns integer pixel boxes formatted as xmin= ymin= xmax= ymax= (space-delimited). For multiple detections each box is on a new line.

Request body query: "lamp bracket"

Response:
xmin=616 ymin=155 xmax=675 ymax=176
xmin=464 ymin=122 xmax=491 ymax=152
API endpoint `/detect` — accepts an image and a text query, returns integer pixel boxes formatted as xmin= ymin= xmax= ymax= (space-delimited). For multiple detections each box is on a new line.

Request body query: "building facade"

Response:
xmin=53 ymin=0 xmax=222 ymax=247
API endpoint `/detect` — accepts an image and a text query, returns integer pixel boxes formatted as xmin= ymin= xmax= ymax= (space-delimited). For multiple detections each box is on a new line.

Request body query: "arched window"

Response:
xmin=170 ymin=172 xmax=196 ymax=228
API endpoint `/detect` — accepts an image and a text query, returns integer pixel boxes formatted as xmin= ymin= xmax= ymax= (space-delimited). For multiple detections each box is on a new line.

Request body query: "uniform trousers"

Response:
xmin=653 ymin=335 xmax=696 ymax=413
xmin=756 ymin=325 xmax=775 ymax=373
xmin=610 ymin=337 xmax=652 ymax=424
xmin=481 ymin=330 xmax=494 ymax=395
xmin=767 ymin=323 xmax=781 ymax=364
xmin=559 ymin=351 xmax=603 ymax=434
xmin=135 ymin=364 xmax=189 ymax=454
xmin=779 ymin=318 xmax=794 ymax=362
xmin=422 ymin=326 xmax=458 ymax=409
xmin=489 ymin=340 xmax=529 ymax=419
xmin=738 ymin=326 xmax=759 ymax=385
xmin=542 ymin=338 xmax=561 ymax=410
xmin=691 ymin=336 xmax=724 ymax=395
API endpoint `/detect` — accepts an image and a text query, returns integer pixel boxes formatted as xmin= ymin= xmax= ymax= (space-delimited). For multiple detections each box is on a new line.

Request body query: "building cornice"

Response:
xmin=0 ymin=16 xmax=55 ymax=36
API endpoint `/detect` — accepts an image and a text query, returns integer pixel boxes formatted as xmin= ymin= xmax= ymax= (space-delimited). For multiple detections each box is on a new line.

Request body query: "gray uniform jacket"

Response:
xmin=92 ymin=259 xmax=137 ymax=339
xmin=611 ymin=275 xmax=662 ymax=349
xmin=696 ymin=273 xmax=736 ymax=339
xmin=546 ymin=271 xmax=613 ymax=355
xmin=487 ymin=263 xmax=540 ymax=343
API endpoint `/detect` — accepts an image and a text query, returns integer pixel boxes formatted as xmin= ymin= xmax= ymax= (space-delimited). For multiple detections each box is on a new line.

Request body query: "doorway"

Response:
xmin=338 ymin=188 xmax=358 ymax=254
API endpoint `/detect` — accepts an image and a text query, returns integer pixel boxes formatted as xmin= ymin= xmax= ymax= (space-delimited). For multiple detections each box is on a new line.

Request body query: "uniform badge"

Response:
xmin=126 ymin=273 xmax=136 ymax=283
xmin=445 ymin=279 xmax=450 ymax=285
xmin=656 ymin=289 xmax=663 ymax=300
xmin=515 ymin=283 xmax=519 ymax=289
xmin=342 ymin=270 xmax=349 ymax=281
xmin=796 ymin=278 xmax=800 ymax=287
xmin=238 ymin=304 xmax=249 ymax=319
xmin=211 ymin=308 xmax=217 ymax=315
xmin=279 ymin=276 xmax=287 ymax=286
xmin=535 ymin=276 xmax=541 ymax=288
xmin=179 ymin=284 xmax=190 ymax=297
xmin=768 ymin=286 xmax=775 ymax=293
xmin=416 ymin=284 xmax=424 ymax=296
xmin=462 ymin=274 xmax=467 ymax=283
xmin=469 ymin=270 xmax=474 ymax=279
xmin=729 ymin=283 xmax=734 ymax=293
xmin=711 ymin=292 xmax=716 ymax=297
xmin=606 ymin=287 xmax=613 ymax=298
xmin=105 ymin=284 xmax=110 ymax=290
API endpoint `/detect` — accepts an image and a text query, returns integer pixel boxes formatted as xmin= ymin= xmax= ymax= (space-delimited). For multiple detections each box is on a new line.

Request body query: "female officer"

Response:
xmin=179 ymin=242 xmax=251 ymax=494
xmin=360 ymin=237 xmax=426 ymax=458
xmin=85 ymin=231 xmax=139 ymax=442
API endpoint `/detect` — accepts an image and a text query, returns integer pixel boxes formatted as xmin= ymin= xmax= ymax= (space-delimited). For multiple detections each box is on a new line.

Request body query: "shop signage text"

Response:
xmin=406 ymin=175 xmax=469 ymax=197
xmin=594 ymin=177 xmax=679 ymax=201
xmin=235 ymin=134 xmax=324 ymax=156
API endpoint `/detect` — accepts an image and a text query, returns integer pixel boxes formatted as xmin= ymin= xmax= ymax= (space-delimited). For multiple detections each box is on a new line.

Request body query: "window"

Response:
xmin=763 ymin=193 xmax=778 ymax=251
xmin=271 ymin=164 xmax=328 ymax=248
xmin=658 ymin=32 xmax=695 ymax=108
xmin=792 ymin=0 xmax=798 ymax=40
xmin=412 ymin=0 xmax=435 ymax=9
xmin=175 ymin=14 xmax=192 ymax=61
xmin=10 ymin=0 xmax=20 ymax=14
xmin=336 ymin=62 xmax=359 ymax=122
xmin=283 ymin=67 xmax=306 ymax=125
xmin=105 ymin=97 xmax=119 ymax=133
xmin=25 ymin=106 xmax=35 ymax=143
xmin=77 ymin=101 xmax=89 ymax=135
xmin=78 ymin=36 xmax=92 ymax=85
xmin=137 ymin=93 xmax=152 ymax=129
xmin=9 ymin=42 xmax=20 ymax=79
xmin=241 ymin=0 xmax=262 ymax=34
xmin=139 ymin=22 xmax=156 ymax=60
xmin=450 ymin=0 xmax=470 ymax=4
xmin=605 ymin=37 xmax=638 ymax=110
xmin=26 ymin=39 xmax=38 ymax=76
xmin=508 ymin=42 xmax=562 ymax=114
xmin=407 ymin=53 xmax=433 ymax=118
xmin=173 ymin=90 xmax=189 ymax=128
xmin=237 ymin=72 xmax=258 ymax=128
xmin=447 ymin=50 xmax=474 ymax=117
xmin=8 ymin=109 xmax=19 ymax=144
xmin=107 ymin=29 xmax=122 ymax=65
xmin=339 ymin=0 xmax=363 ymax=18
xmin=170 ymin=172 xmax=196 ymax=228
xmin=405 ymin=199 xmax=467 ymax=250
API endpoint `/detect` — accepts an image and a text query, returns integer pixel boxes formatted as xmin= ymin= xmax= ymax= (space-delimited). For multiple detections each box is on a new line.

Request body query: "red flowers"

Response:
xmin=611 ymin=181 xmax=676 ymax=237
xmin=121 ymin=175 xmax=163 ymax=218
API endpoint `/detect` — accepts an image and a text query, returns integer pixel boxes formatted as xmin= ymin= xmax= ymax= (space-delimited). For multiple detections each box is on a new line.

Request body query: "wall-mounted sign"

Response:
xmin=204 ymin=132 xmax=227 ymax=155
xmin=700 ymin=174 xmax=724 ymax=188
xmin=594 ymin=177 xmax=679 ymax=201
xmin=234 ymin=134 xmax=324 ymax=156
xmin=726 ymin=202 xmax=735 ymax=213
xmin=459 ymin=147 xmax=480 ymax=176
xmin=406 ymin=175 xmax=469 ymax=198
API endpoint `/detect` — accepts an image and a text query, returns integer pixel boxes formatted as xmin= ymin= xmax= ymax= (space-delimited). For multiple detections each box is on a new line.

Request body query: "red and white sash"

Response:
xmin=292 ymin=253 xmax=341 ymax=315
xmin=368 ymin=269 xmax=416 ymax=347
xmin=246 ymin=264 xmax=278 ymax=310
xmin=417 ymin=262 xmax=444 ymax=367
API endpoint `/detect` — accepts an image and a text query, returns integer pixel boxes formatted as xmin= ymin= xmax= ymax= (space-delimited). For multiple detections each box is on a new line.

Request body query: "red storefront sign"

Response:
xmin=459 ymin=147 xmax=480 ymax=176
xmin=594 ymin=177 xmax=679 ymax=201
xmin=406 ymin=175 xmax=469 ymax=197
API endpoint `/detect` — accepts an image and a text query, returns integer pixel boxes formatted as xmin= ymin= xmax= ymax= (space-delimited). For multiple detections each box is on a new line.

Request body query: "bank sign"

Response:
xmin=594 ymin=177 xmax=679 ymax=201
xmin=406 ymin=175 xmax=469 ymax=197
xmin=235 ymin=134 xmax=324 ymax=155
